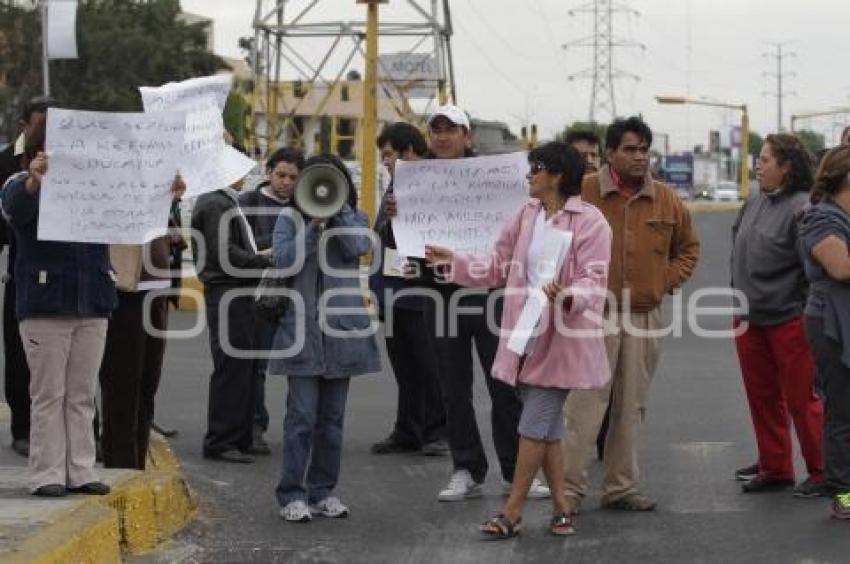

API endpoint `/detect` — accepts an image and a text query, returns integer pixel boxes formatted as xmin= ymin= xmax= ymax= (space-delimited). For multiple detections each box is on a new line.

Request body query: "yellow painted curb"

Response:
xmin=685 ymin=200 xmax=744 ymax=213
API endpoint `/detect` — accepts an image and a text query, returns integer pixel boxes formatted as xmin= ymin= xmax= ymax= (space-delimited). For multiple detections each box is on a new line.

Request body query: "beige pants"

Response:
xmin=20 ymin=318 xmax=108 ymax=490
xmin=562 ymin=309 xmax=662 ymax=505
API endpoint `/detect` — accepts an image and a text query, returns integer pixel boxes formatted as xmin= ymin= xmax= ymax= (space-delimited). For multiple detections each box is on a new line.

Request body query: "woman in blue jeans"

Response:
xmin=268 ymin=154 xmax=380 ymax=523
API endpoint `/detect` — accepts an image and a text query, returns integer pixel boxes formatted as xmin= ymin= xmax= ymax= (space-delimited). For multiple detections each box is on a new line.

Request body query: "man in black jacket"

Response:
xmin=192 ymin=173 xmax=271 ymax=463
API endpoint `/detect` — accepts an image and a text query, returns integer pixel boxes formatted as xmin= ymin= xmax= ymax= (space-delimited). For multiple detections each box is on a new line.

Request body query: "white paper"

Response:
xmin=391 ymin=152 xmax=529 ymax=258
xmin=506 ymin=228 xmax=574 ymax=355
xmin=38 ymin=108 xmax=183 ymax=244
xmin=383 ymin=248 xmax=407 ymax=278
xmin=47 ymin=0 xmax=78 ymax=60
xmin=140 ymin=74 xmax=233 ymax=113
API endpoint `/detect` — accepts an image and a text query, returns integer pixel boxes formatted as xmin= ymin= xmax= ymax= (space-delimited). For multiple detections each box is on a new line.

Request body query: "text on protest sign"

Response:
xmin=140 ymin=73 xmax=233 ymax=113
xmin=391 ymin=152 xmax=530 ymax=258
xmin=38 ymin=108 xmax=183 ymax=244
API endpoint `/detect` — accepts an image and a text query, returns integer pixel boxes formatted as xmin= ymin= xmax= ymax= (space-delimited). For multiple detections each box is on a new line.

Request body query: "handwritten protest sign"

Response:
xmin=140 ymin=74 xmax=256 ymax=196
xmin=391 ymin=152 xmax=530 ymax=258
xmin=38 ymin=108 xmax=183 ymax=244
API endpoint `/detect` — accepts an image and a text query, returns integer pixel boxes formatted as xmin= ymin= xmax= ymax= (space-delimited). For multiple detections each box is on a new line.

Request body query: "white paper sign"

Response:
xmin=506 ymin=228 xmax=574 ymax=355
xmin=38 ymin=108 xmax=183 ymax=244
xmin=140 ymin=75 xmax=256 ymax=196
xmin=392 ymin=152 xmax=530 ymax=258
xmin=46 ymin=0 xmax=78 ymax=60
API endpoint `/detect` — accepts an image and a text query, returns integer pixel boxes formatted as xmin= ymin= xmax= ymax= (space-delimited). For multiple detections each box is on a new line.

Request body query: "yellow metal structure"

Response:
xmin=790 ymin=108 xmax=850 ymax=133
xmin=359 ymin=0 xmax=382 ymax=225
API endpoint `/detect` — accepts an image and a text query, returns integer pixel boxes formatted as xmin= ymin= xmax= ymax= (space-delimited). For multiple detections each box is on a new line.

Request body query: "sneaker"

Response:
xmin=832 ymin=492 xmax=850 ymax=520
xmin=792 ymin=477 xmax=830 ymax=498
xmin=502 ymin=478 xmax=551 ymax=499
xmin=310 ymin=496 xmax=349 ymax=518
xmin=420 ymin=439 xmax=449 ymax=457
xmin=280 ymin=500 xmax=312 ymax=523
xmin=370 ymin=435 xmax=419 ymax=455
xmin=741 ymin=475 xmax=794 ymax=493
xmin=602 ymin=492 xmax=657 ymax=511
xmin=437 ymin=470 xmax=482 ymax=502
xmin=733 ymin=463 xmax=759 ymax=482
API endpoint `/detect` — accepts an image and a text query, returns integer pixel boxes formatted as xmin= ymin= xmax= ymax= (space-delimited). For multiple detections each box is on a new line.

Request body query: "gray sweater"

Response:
xmin=731 ymin=189 xmax=809 ymax=326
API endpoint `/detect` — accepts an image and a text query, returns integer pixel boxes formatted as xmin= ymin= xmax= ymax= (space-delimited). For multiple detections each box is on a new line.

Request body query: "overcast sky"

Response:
xmin=179 ymin=0 xmax=850 ymax=151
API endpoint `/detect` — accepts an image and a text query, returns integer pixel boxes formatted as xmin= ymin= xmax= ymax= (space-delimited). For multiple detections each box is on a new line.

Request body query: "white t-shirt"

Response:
xmin=526 ymin=209 xmax=555 ymax=288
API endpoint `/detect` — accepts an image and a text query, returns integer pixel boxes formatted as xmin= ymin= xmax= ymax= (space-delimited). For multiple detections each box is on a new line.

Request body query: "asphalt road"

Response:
xmin=4 ymin=211 xmax=850 ymax=563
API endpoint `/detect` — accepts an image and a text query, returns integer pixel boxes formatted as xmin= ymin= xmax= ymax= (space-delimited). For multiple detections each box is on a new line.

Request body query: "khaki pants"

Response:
xmin=20 ymin=318 xmax=107 ymax=490
xmin=562 ymin=309 xmax=662 ymax=505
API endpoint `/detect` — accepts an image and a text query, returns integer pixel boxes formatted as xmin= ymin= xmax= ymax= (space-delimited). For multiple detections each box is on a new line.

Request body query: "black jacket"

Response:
xmin=190 ymin=189 xmax=271 ymax=287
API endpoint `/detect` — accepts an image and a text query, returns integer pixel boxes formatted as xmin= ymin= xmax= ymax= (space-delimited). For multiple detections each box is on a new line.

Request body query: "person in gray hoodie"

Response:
xmin=798 ymin=145 xmax=850 ymax=520
xmin=730 ymin=133 xmax=824 ymax=496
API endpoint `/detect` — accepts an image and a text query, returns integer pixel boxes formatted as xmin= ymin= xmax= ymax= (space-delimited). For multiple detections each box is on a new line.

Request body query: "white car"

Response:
xmin=712 ymin=181 xmax=740 ymax=201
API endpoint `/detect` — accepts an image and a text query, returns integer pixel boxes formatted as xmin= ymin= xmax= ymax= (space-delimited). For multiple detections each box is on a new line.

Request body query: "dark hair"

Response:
xmin=842 ymin=125 xmax=850 ymax=141
xmin=376 ymin=122 xmax=428 ymax=156
xmin=303 ymin=153 xmax=358 ymax=209
xmin=266 ymin=147 xmax=305 ymax=172
xmin=764 ymin=133 xmax=813 ymax=193
xmin=528 ymin=141 xmax=586 ymax=197
xmin=21 ymin=96 xmax=58 ymax=122
xmin=811 ymin=145 xmax=850 ymax=204
xmin=605 ymin=116 xmax=653 ymax=151
xmin=565 ymin=129 xmax=600 ymax=147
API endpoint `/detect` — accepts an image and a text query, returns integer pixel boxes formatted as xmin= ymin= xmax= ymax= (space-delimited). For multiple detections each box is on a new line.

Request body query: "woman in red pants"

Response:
xmin=730 ymin=133 xmax=825 ymax=496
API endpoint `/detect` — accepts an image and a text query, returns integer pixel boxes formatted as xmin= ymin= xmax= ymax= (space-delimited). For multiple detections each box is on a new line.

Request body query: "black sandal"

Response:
xmin=479 ymin=514 xmax=521 ymax=540
xmin=550 ymin=512 xmax=576 ymax=536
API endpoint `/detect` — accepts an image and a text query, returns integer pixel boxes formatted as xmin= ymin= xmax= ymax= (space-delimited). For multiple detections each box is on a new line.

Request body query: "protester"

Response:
xmin=799 ymin=145 xmax=850 ymax=519
xmin=98 ymin=176 xmax=186 ymax=470
xmin=565 ymin=129 xmax=602 ymax=173
xmin=2 ymin=151 xmax=114 ymax=497
xmin=269 ymin=154 xmax=380 ymax=523
xmin=731 ymin=133 xmax=825 ymax=495
xmin=391 ymin=105 xmax=549 ymax=501
xmin=426 ymin=142 xmax=611 ymax=537
xmin=239 ymin=147 xmax=305 ymax=454
xmin=191 ymin=162 xmax=272 ymax=463
xmin=0 ymin=97 xmax=55 ymax=458
xmin=561 ymin=116 xmax=700 ymax=512
xmin=370 ymin=122 xmax=447 ymax=456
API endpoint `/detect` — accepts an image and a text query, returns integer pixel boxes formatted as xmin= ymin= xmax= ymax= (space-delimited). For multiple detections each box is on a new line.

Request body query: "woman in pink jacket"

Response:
xmin=426 ymin=141 xmax=612 ymax=538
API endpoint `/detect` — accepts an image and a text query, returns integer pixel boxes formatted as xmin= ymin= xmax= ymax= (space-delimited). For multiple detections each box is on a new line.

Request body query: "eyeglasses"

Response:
xmin=529 ymin=162 xmax=547 ymax=175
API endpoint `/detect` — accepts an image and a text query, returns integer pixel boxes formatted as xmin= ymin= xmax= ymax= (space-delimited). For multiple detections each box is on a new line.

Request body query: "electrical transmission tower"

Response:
xmin=562 ymin=0 xmax=644 ymax=123
xmin=763 ymin=42 xmax=796 ymax=132
xmin=248 ymin=0 xmax=455 ymax=157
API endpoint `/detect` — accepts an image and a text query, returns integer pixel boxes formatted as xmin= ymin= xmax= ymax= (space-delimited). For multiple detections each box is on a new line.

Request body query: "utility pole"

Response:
xmin=763 ymin=42 xmax=795 ymax=132
xmin=562 ymin=0 xmax=644 ymax=123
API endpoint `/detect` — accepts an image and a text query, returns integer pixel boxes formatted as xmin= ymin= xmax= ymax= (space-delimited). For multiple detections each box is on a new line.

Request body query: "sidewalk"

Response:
xmin=0 ymin=403 xmax=196 ymax=563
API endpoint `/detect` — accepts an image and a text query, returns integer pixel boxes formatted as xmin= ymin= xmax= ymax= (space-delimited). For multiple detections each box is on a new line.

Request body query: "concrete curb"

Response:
xmin=0 ymin=432 xmax=197 ymax=563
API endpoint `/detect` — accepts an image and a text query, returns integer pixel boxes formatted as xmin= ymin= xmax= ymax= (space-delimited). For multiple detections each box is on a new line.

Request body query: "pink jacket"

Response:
xmin=449 ymin=196 xmax=612 ymax=390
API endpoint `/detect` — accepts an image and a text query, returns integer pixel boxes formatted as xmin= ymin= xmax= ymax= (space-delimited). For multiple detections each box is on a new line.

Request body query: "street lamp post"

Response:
xmin=655 ymin=95 xmax=751 ymax=200
xmin=790 ymin=108 xmax=850 ymax=134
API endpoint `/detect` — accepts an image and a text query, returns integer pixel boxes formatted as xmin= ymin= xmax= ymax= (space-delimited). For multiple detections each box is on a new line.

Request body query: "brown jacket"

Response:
xmin=109 ymin=237 xmax=171 ymax=292
xmin=581 ymin=166 xmax=700 ymax=312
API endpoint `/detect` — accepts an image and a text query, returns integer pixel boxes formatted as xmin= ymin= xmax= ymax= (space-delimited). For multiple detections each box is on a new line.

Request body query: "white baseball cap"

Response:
xmin=428 ymin=104 xmax=470 ymax=130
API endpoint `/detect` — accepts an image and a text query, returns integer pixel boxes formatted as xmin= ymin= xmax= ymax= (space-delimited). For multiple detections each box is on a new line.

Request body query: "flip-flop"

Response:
xmin=550 ymin=512 xmax=576 ymax=536
xmin=479 ymin=514 xmax=521 ymax=540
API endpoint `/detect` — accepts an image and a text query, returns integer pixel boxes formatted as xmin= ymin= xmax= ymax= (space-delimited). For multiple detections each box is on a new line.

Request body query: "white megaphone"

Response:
xmin=292 ymin=163 xmax=350 ymax=220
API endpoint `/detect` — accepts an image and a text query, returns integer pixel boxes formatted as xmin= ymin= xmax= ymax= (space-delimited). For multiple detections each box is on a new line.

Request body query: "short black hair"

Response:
xmin=21 ymin=96 xmax=58 ymax=122
xmin=266 ymin=147 xmax=305 ymax=172
xmin=376 ymin=122 xmax=428 ymax=156
xmin=528 ymin=141 xmax=586 ymax=197
xmin=565 ymin=129 xmax=600 ymax=146
xmin=605 ymin=116 xmax=653 ymax=151
xmin=303 ymin=153 xmax=358 ymax=209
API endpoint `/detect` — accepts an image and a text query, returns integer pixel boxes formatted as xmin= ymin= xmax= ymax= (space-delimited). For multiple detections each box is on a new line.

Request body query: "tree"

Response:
xmin=1 ymin=0 xmax=226 ymax=140
xmin=223 ymin=91 xmax=251 ymax=148
xmin=795 ymin=129 xmax=826 ymax=155
xmin=748 ymin=131 xmax=764 ymax=158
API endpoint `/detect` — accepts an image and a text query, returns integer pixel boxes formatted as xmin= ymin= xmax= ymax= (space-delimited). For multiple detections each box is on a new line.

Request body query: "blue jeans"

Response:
xmin=276 ymin=376 xmax=350 ymax=506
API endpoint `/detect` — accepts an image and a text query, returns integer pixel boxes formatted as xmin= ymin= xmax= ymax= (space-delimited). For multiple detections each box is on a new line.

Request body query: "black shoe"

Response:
xmin=152 ymin=421 xmax=179 ymax=438
xmin=733 ymin=463 xmax=759 ymax=482
xmin=68 ymin=481 xmax=110 ymax=495
xmin=33 ymin=484 xmax=67 ymax=497
xmin=204 ymin=449 xmax=254 ymax=464
xmin=741 ymin=475 xmax=794 ymax=493
xmin=246 ymin=427 xmax=271 ymax=455
xmin=11 ymin=439 xmax=29 ymax=457
xmin=792 ymin=477 xmax=831 ymax=498
xmin=420 ymin=439 xmax=449 ymax=457
xmin=370 ymin=435 xmax=419 ymax=455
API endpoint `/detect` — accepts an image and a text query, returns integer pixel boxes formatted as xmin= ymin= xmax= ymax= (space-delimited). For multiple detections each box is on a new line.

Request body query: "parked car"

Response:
xmin=712 ymin=181 xmax=740 ymax=201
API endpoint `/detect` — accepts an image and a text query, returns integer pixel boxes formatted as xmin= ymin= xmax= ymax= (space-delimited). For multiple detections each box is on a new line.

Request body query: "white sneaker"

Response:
xmin=438 ymin=470 xmax=483 ymax=502
xmin=310 ymin=496 xmax=349 ymax=518
xmin=502 ymin=478 xmax=551 ymax=499
xmin=280 ymin=500 xmax=312 ymax=522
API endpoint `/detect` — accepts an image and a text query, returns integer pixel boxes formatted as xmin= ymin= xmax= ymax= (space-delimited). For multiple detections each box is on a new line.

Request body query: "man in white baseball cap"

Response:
xmin=427 ymin=105 xmax=472 ymax=159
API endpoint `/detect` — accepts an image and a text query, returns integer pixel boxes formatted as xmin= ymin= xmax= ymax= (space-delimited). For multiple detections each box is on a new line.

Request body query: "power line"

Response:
xmin=562 ymin=0 xmax=644 ymax=123
xmin=763 ymin=42 xmax=796 ymax=132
